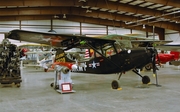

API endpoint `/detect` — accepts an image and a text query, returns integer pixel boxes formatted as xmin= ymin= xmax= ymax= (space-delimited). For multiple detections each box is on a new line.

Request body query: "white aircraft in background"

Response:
xmin=21 ymin=47 xmax=86 ymax=72
xmin=17 ymin=43 xmax=55 ymax=70
xmin=21 ymin=50 xmax=55 ymax=71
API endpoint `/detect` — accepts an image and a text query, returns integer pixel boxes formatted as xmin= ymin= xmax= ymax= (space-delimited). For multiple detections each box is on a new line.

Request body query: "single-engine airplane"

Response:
xmin=6 ymin=29 xmax=165 ymax=89
xmin=157 ymin=43 xmax=180 ymax=66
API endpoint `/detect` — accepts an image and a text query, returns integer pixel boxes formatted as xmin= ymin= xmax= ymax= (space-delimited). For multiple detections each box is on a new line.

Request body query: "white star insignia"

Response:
xmin=92 ymin=61 xmax=96 ymax=68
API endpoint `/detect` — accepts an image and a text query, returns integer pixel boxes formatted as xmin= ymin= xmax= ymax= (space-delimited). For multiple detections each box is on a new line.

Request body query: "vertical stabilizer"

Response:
xmin=54 ymin=49 xmax=66 ymax=63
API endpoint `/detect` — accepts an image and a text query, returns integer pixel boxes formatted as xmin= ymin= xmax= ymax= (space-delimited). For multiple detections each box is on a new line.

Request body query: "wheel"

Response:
xmin=50 ymin=83 xmax=54 ymax=87
xmin=50 ymin=83 xmax=59 ymax=89
xmin=16 ymin=83 xmax=21 ymax=87
xmin=111 ymin=80 xmax=120 ymax=89
xmin=145 ymin=64 xmax=152 ymax=71
xmin=142 ymin=76 xmax=150 ymax=84
xmin=55 ymin=85 xmax=59 ymax=89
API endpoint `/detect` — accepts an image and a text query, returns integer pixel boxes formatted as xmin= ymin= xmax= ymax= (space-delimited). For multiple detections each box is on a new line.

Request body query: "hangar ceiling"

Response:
xmin=0 ymin=0 xmax=179 ymax=35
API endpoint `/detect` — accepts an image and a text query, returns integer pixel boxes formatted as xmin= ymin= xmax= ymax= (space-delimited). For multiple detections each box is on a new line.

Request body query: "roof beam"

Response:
xmin=83 ymin=0 xmax=179 ymax=22
xmin=0 ymin=14 xmax=167 ymax=40
xmin=1 ymin=0 xmax=179 ymax=21
xmin=0 ymin=7 xmax=178 ymax=31
xmin=0 ymin=0 xmax=75 ymax=6
xmin=143 ymin=0 xmax=180 ymax=7
xmin=0 ymin=14 xmax=166 ymax=33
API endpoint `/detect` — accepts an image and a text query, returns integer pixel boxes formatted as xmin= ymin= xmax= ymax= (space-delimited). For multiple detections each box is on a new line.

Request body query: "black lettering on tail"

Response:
xmin=54 ymin=48 xmax=66 ymax=62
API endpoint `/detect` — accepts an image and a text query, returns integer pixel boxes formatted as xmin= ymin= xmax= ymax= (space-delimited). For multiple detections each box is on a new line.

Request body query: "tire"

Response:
xmin=145 ymin=64 xmax=152 ymax=71
xmin=142 ymin=76 xmax=150 ymax=84
xmin=111 ymin=80 xmax=120 ymax=89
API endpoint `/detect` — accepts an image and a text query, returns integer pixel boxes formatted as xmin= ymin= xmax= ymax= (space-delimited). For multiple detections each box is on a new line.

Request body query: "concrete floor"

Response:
xmin=1 ymin=64 xmax=180 ymax=112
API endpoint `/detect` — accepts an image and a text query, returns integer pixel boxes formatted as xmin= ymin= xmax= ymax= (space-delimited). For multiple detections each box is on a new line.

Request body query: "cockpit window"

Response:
xmin=90 ymin=43 xmax=123 ymax=58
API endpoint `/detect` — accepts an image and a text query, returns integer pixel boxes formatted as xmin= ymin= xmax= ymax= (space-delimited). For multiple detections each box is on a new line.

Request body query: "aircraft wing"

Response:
xmin=156 ymin=42 xmax=180 ymax=51
xmin=130 ymin=40 xmax=173 ymax=47
xmin=25 ymin=51 xmax=54 ymax=54
xmin=18 ymin=43 xmax=50 ymax=47
xmin=7 ymin=29 xmax=116 ymax=50
xmin=100 ymin=34 xmax=172 ymax=48
xmin=101 ymin=34 xmax=152 ymax=40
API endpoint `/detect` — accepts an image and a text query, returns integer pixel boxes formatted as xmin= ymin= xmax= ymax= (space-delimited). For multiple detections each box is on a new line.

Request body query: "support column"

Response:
xmin=48 ymin=19 xmax=56 ymax=33
xmin=155 ymin=28 xmax=165 ymax=40
xmin=19 ymin=20 xmax=21 ymax=30
xmin=80 ymin=22 xmax=82 ymax=35
xmin=50 ymin=19 xmax=53 ymax=31
xmin=106 ymin=26 xmax=108 ymax=35
xmin=146 ymin=26 xmax=165 ymax=40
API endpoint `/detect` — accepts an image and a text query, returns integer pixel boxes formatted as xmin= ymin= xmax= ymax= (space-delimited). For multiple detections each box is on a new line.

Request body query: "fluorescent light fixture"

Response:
xmin=143 ymin=24 xmax=145 ymax=29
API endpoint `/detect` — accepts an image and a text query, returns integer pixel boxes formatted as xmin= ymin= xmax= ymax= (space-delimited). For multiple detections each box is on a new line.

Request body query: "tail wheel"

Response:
xmin=50 ymin=83 xmax=54 ymax=87
xmin=16 ymin=83 xmax=21 ymax=87
xmin=111 ymin=80 xmax=120 ymax=89
xmin=142 ymin=76 xmax=150 ymax=84
xmin=50 ymin=83 xmax=59 ymax=89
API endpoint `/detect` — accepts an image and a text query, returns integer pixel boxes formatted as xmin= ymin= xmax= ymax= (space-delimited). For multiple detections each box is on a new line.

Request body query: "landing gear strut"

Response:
xmin=132 ymin=69 xmax=150 ymax=84
xmin=111 ymin=72 xmax=123 ymax=89
xmin=112 ymin=69 xmax=151 ymax=89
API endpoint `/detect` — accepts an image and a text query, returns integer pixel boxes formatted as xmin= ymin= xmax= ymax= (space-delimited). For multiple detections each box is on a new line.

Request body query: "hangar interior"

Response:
xmin=0 ymin=0 xmax=179 ymax=41
xmin=0 ymin=0 xmax=180 ymax=112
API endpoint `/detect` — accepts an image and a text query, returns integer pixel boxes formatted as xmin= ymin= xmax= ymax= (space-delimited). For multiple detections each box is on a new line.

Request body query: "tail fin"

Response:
xmin=53 ymin=48 xmax=76 ymax=70
xmin=54 ymin=48 xmax=66 ymax=63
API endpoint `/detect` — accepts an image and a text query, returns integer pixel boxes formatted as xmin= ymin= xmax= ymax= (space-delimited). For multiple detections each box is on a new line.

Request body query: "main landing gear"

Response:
xmin=111 ymin=72 xmax=123 ymax=89
xmin=111 ymin=69 xmax=151 ymax=89
xmin=132 ymin=69 xmax=150 ymax=84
